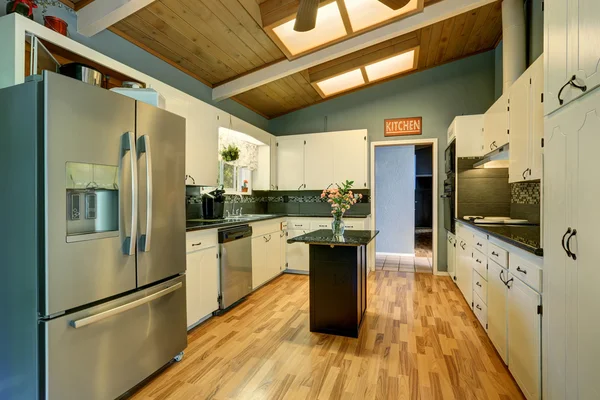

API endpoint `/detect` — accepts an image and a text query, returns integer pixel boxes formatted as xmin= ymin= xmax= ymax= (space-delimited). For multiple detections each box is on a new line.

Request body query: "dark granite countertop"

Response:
xmin=186 ymin=213 xmax=371 ymax=232
xmin=287 ymin=229 xmax=379 ymax=246
xmin=456 ymin=219 xmax=543 ymax=256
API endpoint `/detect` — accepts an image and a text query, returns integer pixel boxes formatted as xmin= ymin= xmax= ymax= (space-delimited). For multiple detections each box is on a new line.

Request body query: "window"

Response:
xmin=218 ymin=161 xmax=252 ymax=194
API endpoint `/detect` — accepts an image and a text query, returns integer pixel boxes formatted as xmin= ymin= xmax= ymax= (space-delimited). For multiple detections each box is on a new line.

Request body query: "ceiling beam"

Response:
xmin=212 ymin=0 xmax=496 ymax=102
xmin=77 ymin=0 xmax=157 ymax=37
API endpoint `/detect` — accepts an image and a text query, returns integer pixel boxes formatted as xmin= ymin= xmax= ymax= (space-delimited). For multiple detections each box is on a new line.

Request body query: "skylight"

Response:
xmin=272 ymin=2 xmax=347 ymax=56
xmin=344 ymin=0 xmax=420 ymax=32
xmin=316 ymin=69 xmax=365 ymax=96
xmin=263 ymin=0 xmax=424 ymax=59
xmin=364 ymin=49 xmax=416 ymax=82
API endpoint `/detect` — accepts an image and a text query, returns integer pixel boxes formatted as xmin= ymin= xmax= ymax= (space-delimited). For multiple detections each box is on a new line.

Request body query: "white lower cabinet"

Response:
xmin=487 ymin=260 xmax=509 ymax=363
xmin=455 ymin=236 xmax=473 ymax=306
xmin=508 ymin=274 xmax=541 ymax=400
xmin=252 ymin=230 xmax=282 ymax=289
xmin=186 ymin=245 xmax=219 ymax=329
xmin=447 ymin=232 xmax=456 ymax=280
xmin=286 ymin=229 xmax=310 ymax=272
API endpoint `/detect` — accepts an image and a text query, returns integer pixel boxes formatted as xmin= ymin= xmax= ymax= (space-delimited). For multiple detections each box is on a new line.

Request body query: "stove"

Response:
xmin=463 ymin=216 xmax=532 ymax=225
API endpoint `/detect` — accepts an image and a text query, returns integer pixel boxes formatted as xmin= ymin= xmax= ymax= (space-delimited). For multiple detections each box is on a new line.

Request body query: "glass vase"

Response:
xmin=332 ymin=214 xmax=345 ymax=237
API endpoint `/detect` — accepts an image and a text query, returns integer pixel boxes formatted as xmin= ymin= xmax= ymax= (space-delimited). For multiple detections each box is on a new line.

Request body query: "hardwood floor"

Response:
xmin=130 ymin=272 xmax=524 ymax=400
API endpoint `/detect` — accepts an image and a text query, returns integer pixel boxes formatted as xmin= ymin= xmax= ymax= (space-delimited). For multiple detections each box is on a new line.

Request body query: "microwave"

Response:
xmin=445 ymin=140 xmax=456 ymax=175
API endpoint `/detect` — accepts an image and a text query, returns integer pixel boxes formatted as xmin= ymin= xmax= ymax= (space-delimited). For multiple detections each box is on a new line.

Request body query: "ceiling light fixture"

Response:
xmin=377 ymin=0 xmax=411 ymax=10
xmin=294 ymin=0 xmax=320 ymax=32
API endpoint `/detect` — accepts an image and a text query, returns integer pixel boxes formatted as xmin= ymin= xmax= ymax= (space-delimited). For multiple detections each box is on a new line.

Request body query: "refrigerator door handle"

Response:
xmin=121 ymin=132 xmax=138 ymax=256
xmin=139 ymin=135 xmax=153 ymax=252
xmin=69 ymin=282 xmax=182 ymax=329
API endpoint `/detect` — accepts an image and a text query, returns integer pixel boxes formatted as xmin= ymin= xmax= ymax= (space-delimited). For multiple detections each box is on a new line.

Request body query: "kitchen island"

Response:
xmin=288 ymin=229 xmax=379 ymax=338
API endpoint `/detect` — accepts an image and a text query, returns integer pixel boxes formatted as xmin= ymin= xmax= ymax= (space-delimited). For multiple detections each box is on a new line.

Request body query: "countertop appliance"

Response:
xmin=218 ymin=225 xmax=253 ymax=311
xmin=0 ymin=72 xmax=187 ymax=400
xmin=442 ymin=176 xmax=456 ymax=233
xmin=202 ymin=188 xmax=226 ymax=219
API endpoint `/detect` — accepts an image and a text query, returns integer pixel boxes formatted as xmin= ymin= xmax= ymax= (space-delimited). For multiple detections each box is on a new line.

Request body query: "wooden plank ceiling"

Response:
xmin=234 ymin=1 xmax=502 ymax=118
xmin=104 ymin=0 xmax=501 ymax=119
xmin=109 ymin=0 xmax=286 ymax=87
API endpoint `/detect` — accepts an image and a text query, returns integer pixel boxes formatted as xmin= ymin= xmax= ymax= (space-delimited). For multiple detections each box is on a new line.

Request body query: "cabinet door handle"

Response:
xmin=516 ymin=266 xmax=527 ymax=274
xmin=505 ymin=277 xmax=514 ymax=289
xmin=566 ymin=229 xmax=577 ymax=260
xmin=558 ymin=75 xmax=587 ymax=105
xmin=476 ymin=304 xmax=482 ymax=311
xmin=499 ymin=269 xmax=507 ymax=284
xmin=297 ymin=183 xmax=304 ymax=190
xmin=192 ymin=241 xmax=202 ymax=246
xmin=476 ymin=259 xmax=482 ymax=264
xmin=460 ymin=242 xmax=465 ymax=250
xmin=562 ymin=228 xmax=572 ymax=258
xmin=476 ymin=281 xmax=482 ymax=287
xmin=491 ymin=251 xmax=499 ymax=257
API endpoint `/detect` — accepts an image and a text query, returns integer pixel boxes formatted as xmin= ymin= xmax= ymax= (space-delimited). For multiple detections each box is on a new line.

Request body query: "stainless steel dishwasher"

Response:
xmin=218 ymin=225 xmax=253 ymax=311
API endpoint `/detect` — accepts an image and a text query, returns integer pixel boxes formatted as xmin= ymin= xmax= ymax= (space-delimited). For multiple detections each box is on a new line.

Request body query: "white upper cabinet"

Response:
xmin=331 ymin=130 xmax=368 ymax=189
xmin=277 ymin=136 xmax=306 ymax=190
xmin=451 ymin=115 xmax=485 ymax=157
xmin=509 ymin=70 xmax=530 ymax=183
xmin=529 ymin=57 xmax=544 ymax=180
xmin=185 ymin=101 xmax=223 ymax=187
xmin=276 ymin=130 xmax=368 ymax=191
xmin=270 ymin=136 xmax=278 ymax=190
xmin=304 ymin=134 xmax=334 ymax=190
xmin=483 ymin=93 xmax=509 ymax=153
xmin=545 ymin=0 xmax=600 ymax=114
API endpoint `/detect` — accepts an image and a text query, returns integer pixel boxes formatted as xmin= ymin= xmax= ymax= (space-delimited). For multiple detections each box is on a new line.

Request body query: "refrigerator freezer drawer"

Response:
xmin=42 ymin=275 xmax=187 ymax=400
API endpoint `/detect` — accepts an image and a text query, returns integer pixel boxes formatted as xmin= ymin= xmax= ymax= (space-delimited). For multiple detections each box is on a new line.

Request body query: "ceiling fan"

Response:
xmin=293 ymin=0 xmax=411 ymax=32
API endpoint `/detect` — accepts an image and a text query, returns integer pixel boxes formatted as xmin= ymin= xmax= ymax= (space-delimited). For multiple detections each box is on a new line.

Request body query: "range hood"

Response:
xmin=474 ymin=143 xmax=510 ymax=169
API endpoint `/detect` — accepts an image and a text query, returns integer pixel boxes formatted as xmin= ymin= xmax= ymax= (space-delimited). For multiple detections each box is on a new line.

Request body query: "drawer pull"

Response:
xmin=192 ymin=242 xmax=202 ymax=246
xmin=491 ymin=251 xmax=499 ymax=256
xmin=476 ymin=242 xmax=482 ymax=247
xmin=476 ymin=259 xmax=482 ymax=264
xmin=516 ymin=266 xmax=527 ymax=274
xmin=476 ymin=282 xmax=482 ymax=287
xmin=476 ymin=304 xmax=482 ymax=311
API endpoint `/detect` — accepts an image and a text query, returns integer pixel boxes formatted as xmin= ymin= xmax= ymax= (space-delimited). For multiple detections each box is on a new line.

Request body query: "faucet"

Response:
xmin=231 ymin=194 xmax=243 ymax=216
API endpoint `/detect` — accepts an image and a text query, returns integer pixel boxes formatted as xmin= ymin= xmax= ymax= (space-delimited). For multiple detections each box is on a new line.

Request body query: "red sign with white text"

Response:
xmin=384 ymin=117 xmax=422 ymax=136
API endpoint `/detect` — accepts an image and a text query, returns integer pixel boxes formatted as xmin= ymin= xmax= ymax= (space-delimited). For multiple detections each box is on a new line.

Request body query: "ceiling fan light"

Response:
xmin=377 ymin=0 xmax=411 ymax=10
xmin=294 ymin=0 xmax=320 ymax=32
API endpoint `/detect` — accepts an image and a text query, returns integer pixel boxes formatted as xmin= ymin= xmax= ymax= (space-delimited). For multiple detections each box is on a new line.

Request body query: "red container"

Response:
xmin=44 ymin=16 xmax=68 ymax=36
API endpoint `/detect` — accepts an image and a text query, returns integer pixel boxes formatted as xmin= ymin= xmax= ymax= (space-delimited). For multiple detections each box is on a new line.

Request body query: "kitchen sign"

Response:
xmin=384 ymin=117 xmax=422 ymax=136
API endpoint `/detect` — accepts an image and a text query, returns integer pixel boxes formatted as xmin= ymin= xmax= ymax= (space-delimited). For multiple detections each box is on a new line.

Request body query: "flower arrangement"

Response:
xmin=241 ymin=179 xmax=248 ymax=192
xmin=321 ymin=180 xmax=363 ymax=235
xmin=220 ymin=144 xmax=240 ymax=162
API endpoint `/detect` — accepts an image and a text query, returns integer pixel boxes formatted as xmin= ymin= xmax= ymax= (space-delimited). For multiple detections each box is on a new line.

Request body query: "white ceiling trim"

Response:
xmin=212 ymin=0 xmax=497 ymax=102
xmin=77 ymin=0 xmax=157 ymax=37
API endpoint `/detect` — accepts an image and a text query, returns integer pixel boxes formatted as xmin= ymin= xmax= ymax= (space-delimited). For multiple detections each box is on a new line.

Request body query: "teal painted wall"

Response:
xmin=0 ymin=5 xmax=269 ymax=130
xmin=269 ymin=50 xmax=497 ymax=272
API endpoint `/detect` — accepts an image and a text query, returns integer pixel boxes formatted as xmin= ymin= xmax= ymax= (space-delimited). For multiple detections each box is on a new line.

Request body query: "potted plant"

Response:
xmin=321 ymin=180 xmax=363 ymax=236
xmin=220 ymin=144 xmax=240 ymax=162
xmin=6 ymin=0 xmax=37 ymax=19
xmin=241 ymin=179 xmax=249 ymax=193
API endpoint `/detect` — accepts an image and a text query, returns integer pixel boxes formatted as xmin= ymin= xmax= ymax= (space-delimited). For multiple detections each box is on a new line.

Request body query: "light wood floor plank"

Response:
xmin=129 ymin=272 xmax=523 ymax=400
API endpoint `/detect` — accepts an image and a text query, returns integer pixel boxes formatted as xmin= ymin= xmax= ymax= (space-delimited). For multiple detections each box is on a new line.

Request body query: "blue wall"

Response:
xmin=269 ymin=50 xmax=497 ymax=271
xmin=375 ymin=145 xmax=415 ymax=255
xmin=1 ymin=5 xmax=269 ymax=130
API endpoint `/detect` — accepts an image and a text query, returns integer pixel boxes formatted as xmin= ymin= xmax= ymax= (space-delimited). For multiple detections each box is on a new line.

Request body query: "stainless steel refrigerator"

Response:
xmin=0 ymin=72 xmax=187 ymax=400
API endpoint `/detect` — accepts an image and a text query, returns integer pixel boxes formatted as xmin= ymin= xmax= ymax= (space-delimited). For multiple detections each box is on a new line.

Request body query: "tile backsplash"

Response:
xmin=511 ymin=182 xmax=541 ymax=205
xmin=186 ymin=187 xmax=371 ymax=218
xmin=510 ymin=182 xmax=541 ymax=224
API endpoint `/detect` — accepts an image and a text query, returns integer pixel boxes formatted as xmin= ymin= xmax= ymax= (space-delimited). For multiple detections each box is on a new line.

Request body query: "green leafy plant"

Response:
xmin=220 ymin=144 xmax=240 ymax=162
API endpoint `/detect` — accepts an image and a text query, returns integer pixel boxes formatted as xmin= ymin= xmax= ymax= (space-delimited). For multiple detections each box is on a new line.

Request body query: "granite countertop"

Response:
xmin=287 ymin=229 xmax=379 ymax=246
xmin=186 ymin=213 xmax=371 ymax=232
xmin=457 ymin=219 xmax=543 ymax=256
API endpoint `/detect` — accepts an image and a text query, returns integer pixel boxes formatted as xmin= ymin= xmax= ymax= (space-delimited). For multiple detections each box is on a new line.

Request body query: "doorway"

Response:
xmin=371 ymin=139 xmax=439 ymax=275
